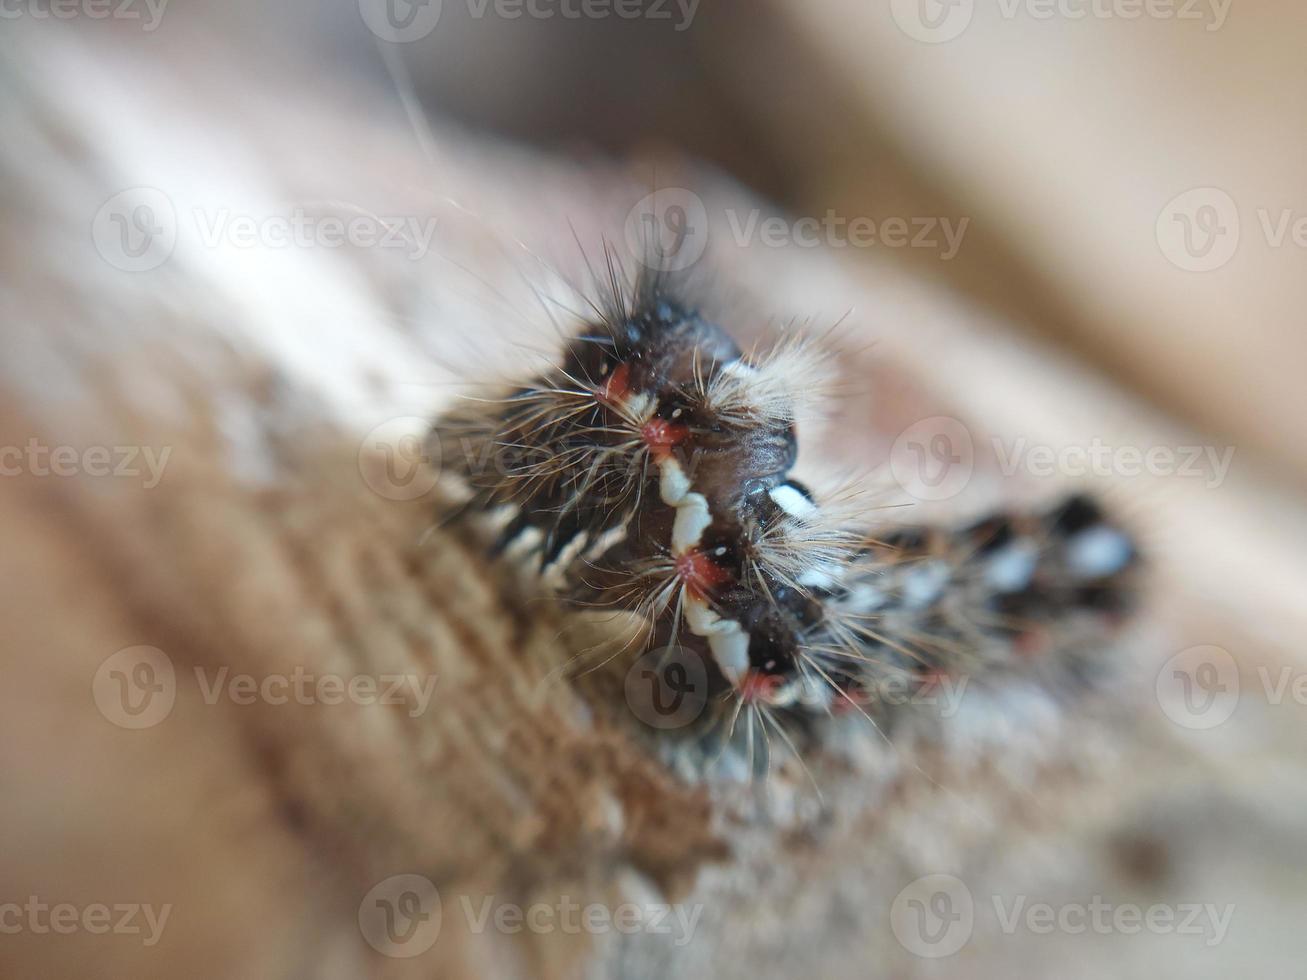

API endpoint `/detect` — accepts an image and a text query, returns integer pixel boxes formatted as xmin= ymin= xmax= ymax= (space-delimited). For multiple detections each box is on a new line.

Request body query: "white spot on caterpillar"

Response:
xmin=766 ymin=680 xmax=801 ymax=708
xmin=435 ymin=469 xmax=474 ymax=504
xmin=765 ymin=674 xmax=829 ymax=709
xmin=770 ymin=483 xmax=818 ymax=520
xmin=1065 ymin=526 xmax=1133 ymax=580
xmin=658 ymin=458 xmax=691 ymax=505
xmin=985 ymin=542 xmax=1039 ymax=593
xmin=585 ymin=524 xmax=628 ymax=562
xmin=684 ymin=597 xmax=734 ymax=636
xmin=845 ymin=582 xmax=886 ymax=612
xmin=797 ymin=567 xmax=838 ymax=590
xmin=503 ymin=525 xmax=543 ymax=561
xmin=484 ymin=503 xmax=521 ymax=534
xmin=707 ymin=628 xmax=749 ymax=684
xmin=542 ymin=531 xmax=590 ymax=588
xmin=650 ymin=431 xmax=753 ymax=690
xmin=901 ymin=561 xmax=951 ymax=608
xmin=705 ymin=336 xmax=827 ymax=426
xmin=684 ymin=598 xmax=750 ymax=682
xmin=625 ymin=391 xmax=655 ymax=421
xmin=800 ymin=675 xmax=834 ymax=709
xmin=671 ymin=493 xmax=712 ymax=554
xmin=719 ymin=359 xmax=756 ymax=379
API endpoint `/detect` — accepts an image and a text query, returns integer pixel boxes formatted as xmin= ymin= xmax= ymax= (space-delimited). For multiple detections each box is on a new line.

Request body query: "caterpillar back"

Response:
xmin=429 ymin=254 xmax=1141 ymax=759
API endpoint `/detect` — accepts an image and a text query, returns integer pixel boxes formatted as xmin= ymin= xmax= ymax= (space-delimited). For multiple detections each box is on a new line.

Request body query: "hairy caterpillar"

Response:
xmin=429 ymin=256 xmax=1139 ymax=747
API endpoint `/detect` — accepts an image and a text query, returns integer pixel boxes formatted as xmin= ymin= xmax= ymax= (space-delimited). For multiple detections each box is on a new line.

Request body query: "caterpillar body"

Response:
xmin=430 ymin=262 xmax=1138 ymax=740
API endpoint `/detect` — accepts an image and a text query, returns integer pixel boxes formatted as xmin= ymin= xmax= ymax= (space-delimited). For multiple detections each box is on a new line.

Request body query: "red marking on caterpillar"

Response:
xmin=738 ymin=671 xmax=783 ymax=704
xmin=640 ymin=417 xmax=688 ymax=460
xmin=597 ymin=362 xmax=632 ymax=407
xmin=674 ymin=548 xmax=733 ymax=600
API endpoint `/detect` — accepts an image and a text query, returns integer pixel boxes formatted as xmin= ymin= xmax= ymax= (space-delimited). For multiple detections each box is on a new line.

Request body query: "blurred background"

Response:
xmin=148 ymin=0 xmax=1305 ymax=490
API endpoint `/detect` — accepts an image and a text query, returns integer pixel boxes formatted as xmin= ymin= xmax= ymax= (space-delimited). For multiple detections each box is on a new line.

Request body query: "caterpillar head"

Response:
xmin=730 ymin=582 xmax=829 ymax=709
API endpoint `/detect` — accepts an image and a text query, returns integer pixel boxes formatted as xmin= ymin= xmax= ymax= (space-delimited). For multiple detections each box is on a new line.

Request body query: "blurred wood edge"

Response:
xmin=702 ymin=0 xmax=1307 ymax=492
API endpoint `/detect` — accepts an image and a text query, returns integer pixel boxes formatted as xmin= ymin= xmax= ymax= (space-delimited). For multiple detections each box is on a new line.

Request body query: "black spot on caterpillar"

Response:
xmin=429 ymin=252 xmax=1140 ymax=746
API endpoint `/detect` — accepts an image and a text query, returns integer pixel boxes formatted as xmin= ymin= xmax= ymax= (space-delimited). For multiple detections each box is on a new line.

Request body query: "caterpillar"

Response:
xmin=428 ymin=256 xmax=1139 ymax=747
